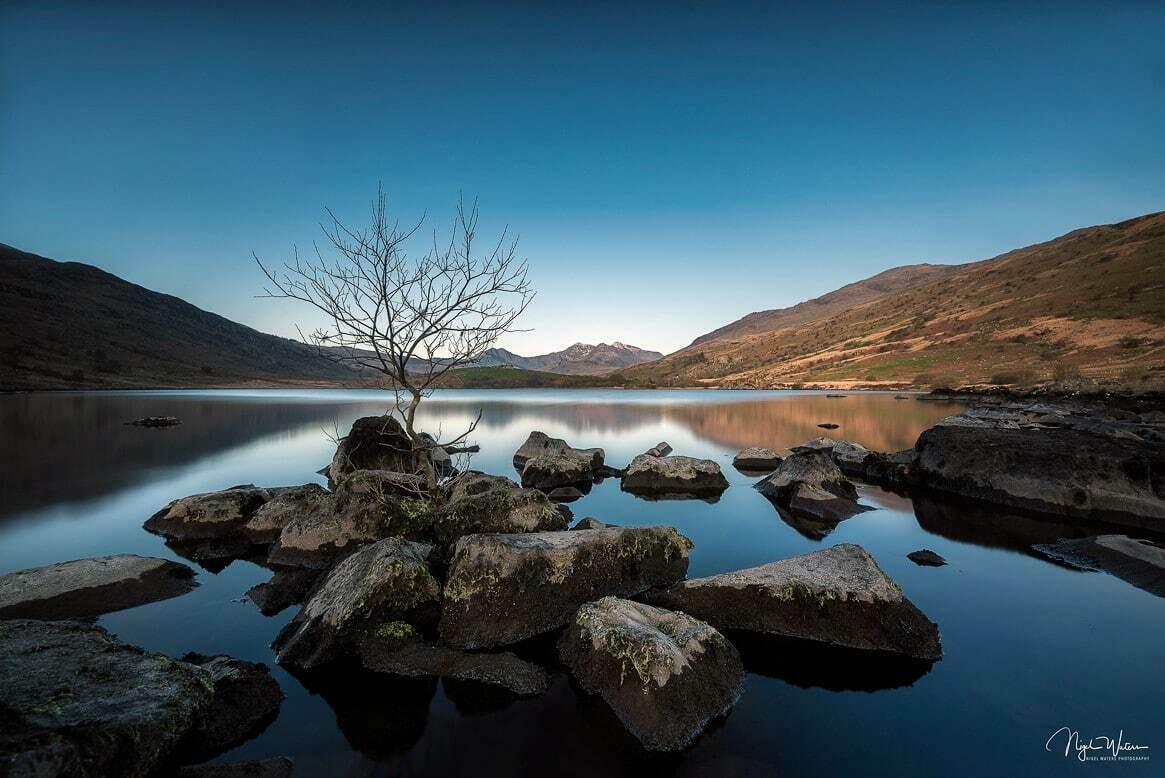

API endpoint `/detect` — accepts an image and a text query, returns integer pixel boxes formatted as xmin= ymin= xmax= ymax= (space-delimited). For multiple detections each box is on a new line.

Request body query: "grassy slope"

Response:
xmin=625 ymin=212 xmax=1165 ymax=388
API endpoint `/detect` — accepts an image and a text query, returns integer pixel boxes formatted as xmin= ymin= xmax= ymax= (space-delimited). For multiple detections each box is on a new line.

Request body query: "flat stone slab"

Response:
xmin=0 ymin=555 xmax=196 ymax=621
xmin=644 ymin=543 xmax=942 ymax=661
xmin=0 ymin=619 xmax=214 ymax=778
xmin=1034 ymin=535 xmax=1165 ymax=597
xmin=558 ymin=597 xmax=743 ymax=751
xmin=439 ymin=526 xmax=693 ymax=649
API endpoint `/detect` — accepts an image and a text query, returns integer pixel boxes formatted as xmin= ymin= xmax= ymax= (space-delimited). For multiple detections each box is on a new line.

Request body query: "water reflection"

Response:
xmin=729 ymin=632 xmax=933 ymax=692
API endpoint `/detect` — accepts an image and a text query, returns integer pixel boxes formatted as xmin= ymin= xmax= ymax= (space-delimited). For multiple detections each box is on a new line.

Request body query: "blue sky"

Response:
xmin=2 ymin=1 xmax=1163 ymax=355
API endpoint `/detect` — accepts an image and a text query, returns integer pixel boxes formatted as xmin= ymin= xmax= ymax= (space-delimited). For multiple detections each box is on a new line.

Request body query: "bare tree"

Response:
xmin=255 ymin=187 xmax=534 ymax=495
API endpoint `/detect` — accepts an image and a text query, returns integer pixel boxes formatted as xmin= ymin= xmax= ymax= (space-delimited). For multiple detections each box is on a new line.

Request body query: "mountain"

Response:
xmin=0 ymin=244 xmax=360 ymax=390
xmin=625 ymin=211 xmax=1165 ymax=388
xmin=470 ymin=342 xmax=663 ymax=375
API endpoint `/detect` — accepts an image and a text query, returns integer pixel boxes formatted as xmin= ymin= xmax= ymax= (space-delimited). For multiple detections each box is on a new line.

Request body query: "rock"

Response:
xmin=784 ymin=482 xmax=871 ymax=525
xmin=512 ymin=431 xmax=604 ymax=470
xmin=790 ymin=436 xmax=836 ymax=455
xmin=179 ymin=654 xmax=283 ymax=760
xmin=145 ymin=485 xmax=272 ymax=542
xmin=621 ymin=455 xmax=730 ymax=499
xmin=267 ymin=473 xmax=433 ymax=569
xmin=127 ymin=416 xmax=181 ymax=427
xmin=914 ymin=405 xmax=1165 ymax=528
xmin=907 ymin=549 xmax=947 ymax=567
xmin=418 ymin=432 xmax=454 ymax=478
xmin=557 ymin=597 xmax=743 ymax=751
xmin=0 ymin=555 xmax=197 ymax=621
xmin=643 ymin=544 xmax=942 ymax=661
xmin=641 ymin=442 xmax=673 ymax=458
xmin=755 ymin=451 xmax=858 ymax=503
xmin=894 ymin=395 xmax=910 ymax=400
xmin=429 ymin=472 xmax=567 ymax=548
xmin=572 ymin=517 xmax=615 ymax=530
xmin=242 ymin=483 xmax=331 ymax=544
xmin=177 ymin=758 xmax=294 ymax=778
xmin=826 ymin=394 xmax=847 ymax=398
xmin=439 ymin=526 xmax=693 ymax=649
xmin=0 ymin=619 xmax=214 ymax=778
xmin=596 ymin=463 xmax=629 ymax=479
xmin=337 ymin=468 xmax=428 ymax=498
xmin=357 ymin=621 xmax=550 ymax=696
xmin=830 ymin=441 xmax=920 ymax=487
xmin=733 ymin=447 xmax=786 ymax=471
xmin=1034 ymin=535 xmax=1165 ymax=597
xmin=327 ymin=415 xmax=419 ymax=485
xmin=246 ymin=568 xmax=321 ymax=616
xmin=274 ymin=538 xmax=440 ymax=670
xmin=817 ymin=423 xmax=839 ymax=430
xmin=521 ymin=449 xmax=596 ymax=490
xmin=548 ymin=486 xmax=585 ymax=502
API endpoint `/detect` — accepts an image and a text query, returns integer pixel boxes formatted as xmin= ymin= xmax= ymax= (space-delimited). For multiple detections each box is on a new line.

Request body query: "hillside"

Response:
xmin=625 ymin=212 xmax=1165 ymax=388
xmin=0 ymin=244 xmax=360 ymax=390
xmin=472 ymin=342 xmax=662 ymax=375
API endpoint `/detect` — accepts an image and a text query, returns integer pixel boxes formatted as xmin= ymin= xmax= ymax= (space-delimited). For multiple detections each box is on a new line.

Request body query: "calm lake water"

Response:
xmin=1 ymin=389 xmax=1162 ymax=777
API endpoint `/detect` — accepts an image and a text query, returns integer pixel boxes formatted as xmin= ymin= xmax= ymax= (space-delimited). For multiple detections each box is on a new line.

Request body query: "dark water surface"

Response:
xmin=1 ymin=389 xmax=1161 ymax=777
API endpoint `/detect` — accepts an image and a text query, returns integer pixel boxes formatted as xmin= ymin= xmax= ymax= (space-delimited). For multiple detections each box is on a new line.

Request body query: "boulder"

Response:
xmin=790 ymin=436 xmax=836 ymax=455
xmin=274 ymin=538 xmax=440 ymax=670
xmin=267 ymin=473 xmax=433 ymax=569
xmin=1034 ymin=535 xmax=1165 ymax=598
xmin=521 ymin=449 xmax=596 ymax=490
xmin=0 ymin=555 xmax=196 ymax=620
xmin=0 ymin=619 xmax=214 ymax=778
xmin=621 ymin=455 xmax=729 ymax=499
xmin=907 ymin=549 xmax=947 ymax=567
xmin=327 ymin=416 xmax=419 ymax=485
xmin=145 ymin=485 xmax=272 ymax=542
xmin=755 ymin=451 xmax=858 ymax=503
xmin=241 ymin=484 xmax=331 ymax=544
xmin=732 ymin=447 xmax=786 ymax=471
xmin=428 ymin=473 xmax=567 ymax=548
xmin=558 ymin=597 xmax=744 ymax=751
xmin=440 ymin=526 xmax=693 ymax=649
xmin=830 ymin=441 xmax=919 ymax=487
xmin=641 ymin=442 xmax=673 ymax=458
xmin=512 ymin=431 xmax=604 ymax=470
xmin=915 ymin=406 xmax=1165 ymax=528
xmin=357 ymin=621 xmax=550 ymax=696
xmin=548 ymin=486 xmax=585 ymax=502
xmin=643 ymin=544 xmax=942 ymax=661
xmin=179 ymin=654 xmax=283 ymax=761
xmin=177 ymin=759 xmax=294 ymax=778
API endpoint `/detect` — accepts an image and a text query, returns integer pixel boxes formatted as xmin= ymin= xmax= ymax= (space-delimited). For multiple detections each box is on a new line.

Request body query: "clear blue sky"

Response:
xmin=2 ymin=1 xmax=1163 ymax=355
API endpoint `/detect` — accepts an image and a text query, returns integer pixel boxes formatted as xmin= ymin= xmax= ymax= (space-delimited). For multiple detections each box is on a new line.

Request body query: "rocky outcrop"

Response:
xmin=327 ymin=415 xmax=419 ymax=485
xmin=907 ymin=549 xmax=947 ymax=567
xmin=179 ymin=654 xmax=284 ymax=761
xmin=621 ymin=455 xmax=729 ymax=499
xmin=357 ymin=621 xmax=550 ymax=695
xmin=0 ymin=555 xmax=196 ymax=621
xmin=732 ymin=447 xmax=786 ymax=471
xmin=0 ymin=619 xmax=215 ymax=778
xmin=513 ymin=431 xmax=604 ymax=470
xmin=439 ymin=527 xmax=693 ymax=649
xmin=558 ymin=597 xmax=744 ymax=751
xmin=914 ymin=404 xmax=1165 ymax=528
xmin=428 ymin=472 xmax=568 ymax=548
xmin=274 ymin=538 xmax=440 ymax=670
xmin=643 ymin=544 xmax=942 ymax=661
xmin=1034 ymin=535 xmax=1165 ymax=597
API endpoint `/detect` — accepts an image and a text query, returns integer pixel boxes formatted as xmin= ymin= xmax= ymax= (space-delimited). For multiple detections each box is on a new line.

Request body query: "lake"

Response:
xmin=1 ymin=389 xmax=1161 ymax=776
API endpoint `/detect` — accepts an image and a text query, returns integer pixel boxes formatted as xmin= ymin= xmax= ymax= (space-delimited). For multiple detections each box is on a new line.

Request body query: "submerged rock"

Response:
xmin=0 ymin=554 xmax=196 ymax=621
xmin=327 ymin=415 xmax=419 ymax=485
xmin=440 ymin=526 xmax=693 ymax=649
xmin=357 ymin=621 xmax=550 ymax=695
xmin=621 ymin=455 xmax=729 ymax=499
xmin=274 ymin=538 xmax=440 ymax=670
xmin=0 ymin=619 xmax=214 ymax=778
xmin=732 ymin=447 xmax=786 ymax=471
xmin=907 ymin=549 xmax=947 ymax=567
xmin=179 ymin=654 xmax=284 ymax=761
xmin=1034 ymin=535 xmax=1165 ymax=597
xmin=643 ymin=543 xmax=942 ymax=661
xmin=127 ymin=416 xmax=181 ymax=427
xmin=558 ymin=597 xmax=744 ymax=751
xmin=914 ymin=405 xmax=1165 ymax=528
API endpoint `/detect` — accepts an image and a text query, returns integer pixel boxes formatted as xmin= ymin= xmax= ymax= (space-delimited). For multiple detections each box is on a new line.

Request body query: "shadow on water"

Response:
xmin=729 ymin=632 xmax=934 ymax=692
